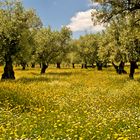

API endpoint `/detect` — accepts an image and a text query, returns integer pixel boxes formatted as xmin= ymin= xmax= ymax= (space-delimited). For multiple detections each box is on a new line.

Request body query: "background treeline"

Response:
xmin=0 ymin=0 xmax=140 ymax=80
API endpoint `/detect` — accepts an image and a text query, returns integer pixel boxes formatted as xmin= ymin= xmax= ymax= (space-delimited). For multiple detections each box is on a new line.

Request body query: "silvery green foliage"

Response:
xmin=34 ymin=26 xmax=72 ymax=65
xmin=77 ymin=34 xmax=100 ymax=64
xmin=91 ymin=0 xmax=140 ymax=24
xmin=0 ymin=0 xmax=42 ymax=62
xmin=98 ymin=16 xmax=140 ymax=63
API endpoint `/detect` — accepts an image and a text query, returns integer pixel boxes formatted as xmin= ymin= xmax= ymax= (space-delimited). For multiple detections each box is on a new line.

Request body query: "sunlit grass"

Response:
xmin=0 ymin=66 xmax=140 ymax=139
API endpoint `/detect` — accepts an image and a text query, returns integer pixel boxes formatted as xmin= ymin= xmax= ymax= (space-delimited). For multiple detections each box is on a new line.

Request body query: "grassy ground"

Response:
xmin=0 ymin=66 xmax=140 ymax=140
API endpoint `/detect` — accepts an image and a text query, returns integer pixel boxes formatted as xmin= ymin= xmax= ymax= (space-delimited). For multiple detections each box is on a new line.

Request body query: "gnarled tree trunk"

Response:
xmin=81 ymin=63 xmax=87 ymax=69
xmin=112 ymin=62 xmax=119 ymax=73
xmin=118 ymin=61 xmax=127 ymax=74
xmin=1 ymin=55 xmax=15 ymax=80
xmin=41 ymin=63 xmax=48 ymax=74
xmin=56 ymin=63 xmax=61 ymax=69
xmin=96 ymin=62 xmax=102 ymax=70
xmin=84 ymin=63 xmax=87 ymax=69
xmin=72 ymin=63 xmax=75 ymax=68
xmin=112 ymin=61 xmax=127 ymax=74
xmin=31 ymin=63 xmax=35 ymax=68
xmin=129 ymin=61 xmax=138 ymax=79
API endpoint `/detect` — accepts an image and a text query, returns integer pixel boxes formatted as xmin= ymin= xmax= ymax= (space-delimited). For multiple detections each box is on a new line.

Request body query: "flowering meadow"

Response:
xmin=0 ymin=67 xmax=140 ymax=140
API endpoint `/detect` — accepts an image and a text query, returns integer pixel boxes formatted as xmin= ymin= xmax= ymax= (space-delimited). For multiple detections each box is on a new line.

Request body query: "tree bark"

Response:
xmin=41 ymin=63 xmax=48 ymax=74
xmin=129 ymin=61 xmax=137 ymax=79
xmin=31 ymin=63 xmax=35 ymax=68
xmin=56 ymin=63 xmax=61 ymax=69
xmin=72 ymin=63 xmax=75 ymax=68
xmin=85 ymin=63 xmax=87 ymax=69
xmin=1 ymin=55 xmax=15 ymax=80
xmin=96 ymin=62 xmax=102 ymax=70
xmin=112 ymin=62 xmax=119 ymax=73
xmin=112 ymin=61 xmax=127 ymax=74
xmin=81 ymin=63 xmax=87 ymax=69
xmin=91 ymin=64 xmax=96 ymax=68
xmin=118 ymin=61 xmax=127 ymax=74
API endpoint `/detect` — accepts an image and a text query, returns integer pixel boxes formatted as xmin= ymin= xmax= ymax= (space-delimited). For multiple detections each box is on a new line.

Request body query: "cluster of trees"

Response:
xmin=71 ymin=34 xmax=104 ymax=70
xmin=0 ymin=0 xmax=140 ymax=80
xmin=0 ymin=0 xmax=72 ymax=79
xmin=91 ymin=0 xmax=140 ymax=79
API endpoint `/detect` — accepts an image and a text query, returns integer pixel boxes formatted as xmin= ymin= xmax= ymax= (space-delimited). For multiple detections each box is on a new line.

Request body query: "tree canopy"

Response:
xmin=0 ymin=0 xmax=42 ymax=79
xmin=92 ymin=0 xmax=140 ymax=24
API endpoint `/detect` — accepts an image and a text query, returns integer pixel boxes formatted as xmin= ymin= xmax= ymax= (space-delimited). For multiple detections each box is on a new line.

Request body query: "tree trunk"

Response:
xmin=91 ymin=64 xmax=96 ymax=68
xmin=96 ymin=62 xmax=102 ymax=70
xmin=85 ymin=63 xmax=87 ymax=69
xmin=31 ymin=63 xmax=35 ymax=68
xmin=21 ymin=62 xmax=26 ymax=70
xmin=112 ymin=62 xmax=119 ymax=73
xmin=41 ymin=63 xmax=48 ymax=74
xmin=56 ymin=63 xmax=61 ymax=69
xmin=1 ymin=56 xmax=15 ymax=80
xmin=112 ymin=61 xmax=127 ymax=74
xmin=82 ymin=63 xmax=87 ymax=69
xmin=118 ymin=61 xmax=127 ymax=74
xmin=72 ymin=63 xmax=75 ymax=68
xmin=81 ymin=63 xmax=87 ymax=69
xmin=129 ymin=61 xmax=137 ymax=79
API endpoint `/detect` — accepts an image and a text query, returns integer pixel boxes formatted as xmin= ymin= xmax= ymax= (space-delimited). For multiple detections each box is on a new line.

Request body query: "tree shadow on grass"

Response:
xmin=134 ymin=72 xmax=140 ymax=74
xmin=16 ymin=76 xmax=59 ymax=84
xmin=48 ymin=71 xmax=88 ymax=77
xmin=30 ymin=72 xmax=41 ymax=76
xmin=15 ymin=68 xmax=31 ymax=71
xmin=47 ymin=71 xmax=74 ymax=76
xmin=30 ymin=71 xmax=84 ymax=76
xmin=0 ymin=70 xmax=86 ymax=84
xmin=16 ymin=71 xmax=84 ymax=84
xmin=29 ymin=72 xmax=75 ymax=78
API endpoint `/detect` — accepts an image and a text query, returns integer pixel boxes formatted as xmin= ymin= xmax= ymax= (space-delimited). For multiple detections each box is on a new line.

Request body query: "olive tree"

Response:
xmin=34 ymin=26 xmax=71 ymax=73
xmin=0 ymin=0 xmax=42 ymax=79
xmin=98 ymin=16 xmax=140 ymax=78
xmin=77 ymin=34 xmax=101 ymax=69
xmin=65 ymin=39 xmax=81 ymax=68
xmin=119 ymin=17 xmax=140 ymax=78
xmin=98 ymin=20 xmax=128 ymax=74
xmin=91 ymin=0 xmax=140 ymax=78
xmin=53 ymin=27 xmax=72 ymax=69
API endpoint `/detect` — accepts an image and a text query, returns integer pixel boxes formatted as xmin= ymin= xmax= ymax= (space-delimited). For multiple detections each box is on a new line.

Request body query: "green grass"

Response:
xmin=0 ymin=66 xmax=140 ymax=140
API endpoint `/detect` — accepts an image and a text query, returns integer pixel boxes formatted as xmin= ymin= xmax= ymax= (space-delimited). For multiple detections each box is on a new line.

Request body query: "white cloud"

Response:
xmin=88 ymin=1 xmax=100 ymax=8
xmin=67 ymin=9 xmax=105 ymax=33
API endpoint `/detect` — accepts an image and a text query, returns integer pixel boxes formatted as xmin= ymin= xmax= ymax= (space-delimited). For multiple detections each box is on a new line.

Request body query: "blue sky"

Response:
xmin=22 ymin=0 xmax=104 ymax=38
